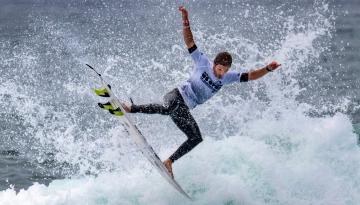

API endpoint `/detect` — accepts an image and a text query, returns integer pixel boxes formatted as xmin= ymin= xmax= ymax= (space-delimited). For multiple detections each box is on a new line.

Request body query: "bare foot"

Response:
xmin=163 ymin=159 xmax=174 ymax=179
xmin=120 ymin=102 xmax=132 ymax=113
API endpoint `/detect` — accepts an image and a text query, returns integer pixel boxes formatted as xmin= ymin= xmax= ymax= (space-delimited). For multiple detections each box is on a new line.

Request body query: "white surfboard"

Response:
xmin=87 ymin=64 xmax=192 ymax=200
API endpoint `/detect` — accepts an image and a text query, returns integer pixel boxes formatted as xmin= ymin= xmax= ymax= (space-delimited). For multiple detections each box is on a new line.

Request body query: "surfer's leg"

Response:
xmin=129 ymin=89 xmax=180 ymax=115
xmin=168 ymin=106 xmax=203 ymax=162
xmin=131 ymin=103 xmax=170 ymax=114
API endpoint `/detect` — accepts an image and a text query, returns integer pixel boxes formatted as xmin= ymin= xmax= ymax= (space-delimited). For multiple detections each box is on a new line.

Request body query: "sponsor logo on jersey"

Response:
xmin=200 ymin=72 xmax=222 ymax=93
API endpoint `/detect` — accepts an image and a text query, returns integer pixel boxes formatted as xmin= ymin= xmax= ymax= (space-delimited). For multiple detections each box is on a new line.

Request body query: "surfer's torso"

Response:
xmin=178 ymin=46 xmax=243 ymax=109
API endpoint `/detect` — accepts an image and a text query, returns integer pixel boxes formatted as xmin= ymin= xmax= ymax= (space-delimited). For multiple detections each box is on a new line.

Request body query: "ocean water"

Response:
xmin=0 ymin=0 xmax=360 ymax=204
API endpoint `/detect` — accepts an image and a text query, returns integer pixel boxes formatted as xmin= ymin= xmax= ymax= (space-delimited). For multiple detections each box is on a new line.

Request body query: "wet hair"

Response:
xmin=214 ymin=52 xmax=232 ymax=67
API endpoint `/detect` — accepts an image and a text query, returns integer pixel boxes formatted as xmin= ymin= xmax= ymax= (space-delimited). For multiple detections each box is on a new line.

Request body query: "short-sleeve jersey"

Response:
xmin=178 ymin=47 xmax=244 ymax=109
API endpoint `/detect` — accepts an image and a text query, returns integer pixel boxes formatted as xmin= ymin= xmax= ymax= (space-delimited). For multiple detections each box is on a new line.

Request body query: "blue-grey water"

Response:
xmin=0 ymin=0 xmax=360 ymax=204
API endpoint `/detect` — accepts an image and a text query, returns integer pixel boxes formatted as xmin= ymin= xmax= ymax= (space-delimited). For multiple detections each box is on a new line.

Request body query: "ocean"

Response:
xmin=0 ymin=0 xmax=359 ymax=204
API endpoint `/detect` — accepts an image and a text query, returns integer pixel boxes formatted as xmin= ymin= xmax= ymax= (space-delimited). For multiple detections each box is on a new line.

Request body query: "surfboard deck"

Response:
xmin=87 ymin=64 xmax=192 ymax=200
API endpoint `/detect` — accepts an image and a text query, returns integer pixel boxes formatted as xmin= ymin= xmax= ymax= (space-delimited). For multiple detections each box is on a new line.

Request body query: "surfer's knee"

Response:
xmin=192 ymin=125 xmax=202 ymax=145
xmin=160 ymin=104 xmax=171 ymax=115
xmin=192 ymin=136 xmax=203 ymax=146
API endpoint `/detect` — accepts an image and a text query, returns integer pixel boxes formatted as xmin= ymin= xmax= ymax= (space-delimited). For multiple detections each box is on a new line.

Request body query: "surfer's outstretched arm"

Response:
xmin=179 ymin=6 xmax=195 ymax=49
xmin=248 ymin=61 xmax=281 ymax=81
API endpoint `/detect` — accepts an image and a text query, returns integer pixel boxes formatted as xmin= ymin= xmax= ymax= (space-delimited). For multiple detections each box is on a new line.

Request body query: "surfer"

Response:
xmin=122 ymin=6 xmax=281 ymax=178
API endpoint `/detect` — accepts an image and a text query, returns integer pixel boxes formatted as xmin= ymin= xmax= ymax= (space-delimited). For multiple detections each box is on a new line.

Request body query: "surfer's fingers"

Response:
xmin=179 ymin=6 xmax=188 ymax=16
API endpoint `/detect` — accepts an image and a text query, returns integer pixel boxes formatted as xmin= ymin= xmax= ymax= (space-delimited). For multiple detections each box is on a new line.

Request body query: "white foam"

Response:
xmin=1 ymin=112 xmax=359 ymax=205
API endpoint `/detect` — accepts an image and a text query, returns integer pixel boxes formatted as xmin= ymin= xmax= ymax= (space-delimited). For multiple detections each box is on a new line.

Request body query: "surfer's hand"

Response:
xmin=266 ymin=61 xmax=281 ymax=71
xmin=179 ymin=6 xmax=190 ymax=27
xmin=179 ymin=6 xmax=188 ymax=18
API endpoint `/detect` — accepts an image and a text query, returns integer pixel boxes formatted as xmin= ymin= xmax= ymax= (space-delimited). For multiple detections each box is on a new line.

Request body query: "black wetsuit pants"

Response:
xmin=131 ymin=88 xmax=203 ymax=162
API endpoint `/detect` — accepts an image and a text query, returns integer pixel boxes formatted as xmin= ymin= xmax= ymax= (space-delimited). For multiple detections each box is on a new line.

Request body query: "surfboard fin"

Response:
xmin=98 ymin=101 xmax=124 ymax=117
xmin=108 ymin=108 xmax=124 ymax=116
xmin=94 ymin=84 xmax=111 ymax=97
xmin=98 ymin=102 xmax=114 ymax=110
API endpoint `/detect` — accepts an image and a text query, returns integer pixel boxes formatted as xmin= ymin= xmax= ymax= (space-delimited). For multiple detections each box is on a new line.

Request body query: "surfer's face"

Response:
xmin=213 ymin=64 xmax=230 ymax=79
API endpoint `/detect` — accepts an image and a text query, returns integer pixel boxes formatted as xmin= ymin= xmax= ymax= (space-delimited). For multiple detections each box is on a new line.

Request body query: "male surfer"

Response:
xmin=122 ymin=6 xmax=281 ymax=178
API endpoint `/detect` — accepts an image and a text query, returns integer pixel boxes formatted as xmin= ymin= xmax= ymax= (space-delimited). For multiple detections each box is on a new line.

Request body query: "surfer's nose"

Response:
xmin=219 ymin=70 xmax=226 ymax=78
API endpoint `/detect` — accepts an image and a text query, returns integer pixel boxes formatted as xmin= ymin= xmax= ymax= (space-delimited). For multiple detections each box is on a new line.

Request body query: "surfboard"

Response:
xmin=87 ymin=64 xmax=192 ymax=200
